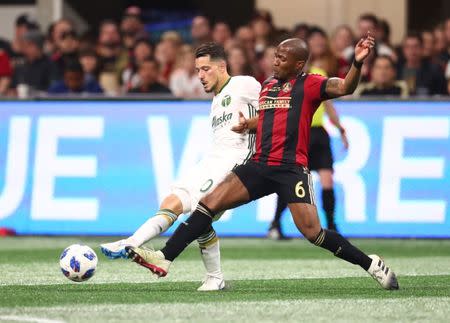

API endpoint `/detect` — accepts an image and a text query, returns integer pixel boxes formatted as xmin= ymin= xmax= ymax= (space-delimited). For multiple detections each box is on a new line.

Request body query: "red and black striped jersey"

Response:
xmin=252 ymin=73 xmax=329 ymax=167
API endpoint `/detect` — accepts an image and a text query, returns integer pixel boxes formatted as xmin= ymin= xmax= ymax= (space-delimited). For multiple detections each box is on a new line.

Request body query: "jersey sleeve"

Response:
xmin=305 ymin=73 xmax=329 ymax=103
xmin=239 ymin=77 xmax=261 ymax=117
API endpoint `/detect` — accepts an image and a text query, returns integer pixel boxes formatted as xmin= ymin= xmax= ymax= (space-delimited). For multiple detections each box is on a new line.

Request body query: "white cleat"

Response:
xmin=126 ymin=247 xmax=171 ymax=277
xmin=197 ymin=275 xmax=226 ymax=291
xmin=367 ymin=254 xmax=399 ymax=290
xmin=100 ymin=239 xmax=133 ymax=259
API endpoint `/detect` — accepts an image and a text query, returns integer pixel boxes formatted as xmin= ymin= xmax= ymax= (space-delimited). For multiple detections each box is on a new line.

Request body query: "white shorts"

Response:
xmin=171 ymin=150 xmax=251 ymax=214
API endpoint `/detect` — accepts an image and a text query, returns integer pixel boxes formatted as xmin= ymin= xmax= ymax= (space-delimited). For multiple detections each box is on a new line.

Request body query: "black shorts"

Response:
xmin=233 ymin=160 xmax=316 ymax=204
xmin=309 ymin=126 xmax=333 ymax=171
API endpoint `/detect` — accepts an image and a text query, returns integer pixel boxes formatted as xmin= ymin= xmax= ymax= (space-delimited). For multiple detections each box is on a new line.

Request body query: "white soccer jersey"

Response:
xmin=172 ymin=76 xmax=261 ymax=214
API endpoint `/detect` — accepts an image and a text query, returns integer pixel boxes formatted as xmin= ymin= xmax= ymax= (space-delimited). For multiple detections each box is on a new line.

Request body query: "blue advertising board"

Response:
xmin=0 ymin=100 xmax=448 ymax=237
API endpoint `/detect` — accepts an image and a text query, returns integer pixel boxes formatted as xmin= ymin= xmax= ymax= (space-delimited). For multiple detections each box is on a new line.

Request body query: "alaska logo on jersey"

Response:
xmin=212 ymin=111 xmax=233 ymax=129
xmin=221 ymin=95 xmax=231 ymax=107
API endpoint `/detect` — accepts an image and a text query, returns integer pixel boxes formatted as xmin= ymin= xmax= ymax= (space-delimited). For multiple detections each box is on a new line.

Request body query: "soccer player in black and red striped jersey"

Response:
xmin=127 ymin=33 xmax=399 ymax=290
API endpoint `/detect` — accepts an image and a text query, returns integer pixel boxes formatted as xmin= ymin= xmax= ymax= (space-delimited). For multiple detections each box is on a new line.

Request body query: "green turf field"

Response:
xmin=0 ymin=237 xmax=449 ymax=322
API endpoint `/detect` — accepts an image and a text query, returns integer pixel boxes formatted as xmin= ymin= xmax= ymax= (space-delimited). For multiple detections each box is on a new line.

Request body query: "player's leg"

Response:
xmin=283 ymin=169 xmax=398 ymax=290
xmin=126 ymin=162 xmax=273 ymax=277
xmin=161 ymin=171 xmax=251 ymax=261
xmin=317 ymin=169 xmax=337 ymax=231
xmin=126 ymin=172 xmax=251 ymax=276
xmin=196 ymin=225 xmax=225 ymax=291
xmin=128 ymin=194 xmax=182 ymax=246
xmin=102 ymin=156 xmax=218 ymax=259
xmin=100 ymin=194 xmax=181 ymax=259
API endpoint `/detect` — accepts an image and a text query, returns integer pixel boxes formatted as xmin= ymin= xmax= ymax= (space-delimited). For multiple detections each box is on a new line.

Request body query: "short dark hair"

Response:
xmin=195 ymin=42 xmax=227 ymax=61
xmin=374 ymin=55 xmax=396 ymax=69
xmin=307 ymin=26 xmax=328 ymax=39
xmin=141 ymin=58 xmax=160 ymax=69
xmin=358 ymin=13 xmax=379 ymax=28
xmin=404 ymin=32 xmax=423 ymax=45
xmin=64 ymin=60 xmax=83 ymax=74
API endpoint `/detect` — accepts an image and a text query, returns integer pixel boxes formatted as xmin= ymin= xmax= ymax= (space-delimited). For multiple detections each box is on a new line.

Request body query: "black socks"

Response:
xmin=322 ymin=188 xmax=336 ymax=229
xmin=161 ymin=202 xmax=214 ymax=261
xmin=313 ymin=228 xmax=372 ymax=271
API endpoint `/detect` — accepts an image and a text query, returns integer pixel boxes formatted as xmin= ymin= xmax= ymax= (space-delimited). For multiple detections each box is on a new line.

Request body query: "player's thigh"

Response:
xmin=201 ymin=172 xmax=251 ymax=213
xmin=287 ymin=202 xmax=322 ymax=241
xmin=171 ymin=156 xmax=237 ymax=214
xmin=275 ymin=166 xmax=317 ymax=206
xmin=203 ymin=161 xmax=275 ymax=212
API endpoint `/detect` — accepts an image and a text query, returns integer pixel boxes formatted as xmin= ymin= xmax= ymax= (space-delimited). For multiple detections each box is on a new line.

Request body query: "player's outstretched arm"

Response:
xmin=325 ymin=32 xmax=375 ymax=99
xmin=324 ymin=101 xmax=348 ymax=150
xmin=232 ymin=111 xmax=258 ymax=133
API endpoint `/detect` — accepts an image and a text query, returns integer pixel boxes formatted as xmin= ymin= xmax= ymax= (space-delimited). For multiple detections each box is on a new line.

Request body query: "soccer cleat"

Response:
xmin=197 ymin=275 xmax=226 ymax=291
xmin=100 ymin=239 xmax=133 ymax=259
xmin=367 ymin=254 xmax=399 ymax=290
xmin=125 ymin=246 xmax=171 ymax=277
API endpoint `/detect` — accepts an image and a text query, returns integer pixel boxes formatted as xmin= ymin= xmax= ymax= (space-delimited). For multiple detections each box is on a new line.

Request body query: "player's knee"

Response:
xmin=160 ymin=194 xmax=183 ymax=215
xmin=302 ymin=224 xmax=322 ymax=243
xmin=199 ymin=193 xmax=219 ymax=213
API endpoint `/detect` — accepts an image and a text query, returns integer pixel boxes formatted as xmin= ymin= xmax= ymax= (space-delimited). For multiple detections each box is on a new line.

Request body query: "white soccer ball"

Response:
xmin=59 ymin=244 xmax=98 ymax=282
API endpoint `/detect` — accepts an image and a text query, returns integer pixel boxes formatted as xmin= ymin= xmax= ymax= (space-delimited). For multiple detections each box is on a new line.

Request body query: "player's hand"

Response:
xmin=231 ymin=111 xmax=248 ymax=133
xmin=354 ymin=31 xmax=375 ymax=63
xmin=340 ymin=128 xmax=349 ymax=150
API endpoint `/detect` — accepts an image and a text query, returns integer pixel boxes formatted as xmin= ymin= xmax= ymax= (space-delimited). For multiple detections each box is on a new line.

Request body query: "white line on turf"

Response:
xmin=0 ymin=316 xmax=65 ymax=323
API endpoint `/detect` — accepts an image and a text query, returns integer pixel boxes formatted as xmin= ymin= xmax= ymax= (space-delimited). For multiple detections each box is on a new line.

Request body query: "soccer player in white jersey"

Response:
xmin=100 ymin=42 xmax=261 ymax=291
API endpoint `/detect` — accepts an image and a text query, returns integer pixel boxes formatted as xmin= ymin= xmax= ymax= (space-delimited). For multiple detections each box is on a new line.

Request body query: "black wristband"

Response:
xmin=353 ymin=60 xmax=363 ymax=69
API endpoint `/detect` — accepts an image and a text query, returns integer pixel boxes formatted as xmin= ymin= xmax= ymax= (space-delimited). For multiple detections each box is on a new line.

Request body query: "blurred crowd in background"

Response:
xmin=0 ymin=6 xmax=449 ymax=98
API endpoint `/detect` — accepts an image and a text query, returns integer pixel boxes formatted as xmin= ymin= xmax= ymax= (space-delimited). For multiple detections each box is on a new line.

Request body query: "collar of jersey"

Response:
xmin=216 ymin=77 xmax=231 ymax=95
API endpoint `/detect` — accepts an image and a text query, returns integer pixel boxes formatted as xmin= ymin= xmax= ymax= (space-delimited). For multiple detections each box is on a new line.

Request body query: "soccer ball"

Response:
xmin=59 ymin=244 xmax=98 ymax=282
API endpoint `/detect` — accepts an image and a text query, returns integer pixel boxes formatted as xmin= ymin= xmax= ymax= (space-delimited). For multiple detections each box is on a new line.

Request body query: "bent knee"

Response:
xmin=302 ymin=225 xmax=322 ymax=243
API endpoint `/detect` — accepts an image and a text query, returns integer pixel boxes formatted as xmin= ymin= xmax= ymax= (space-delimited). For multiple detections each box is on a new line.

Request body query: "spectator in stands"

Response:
xmin=330 ymin=25 xmax=354 ymax=77
xmin=307 ymin=26 xmax=339 ymax=77
xmin=354 ymin=55 xmax=408 ymax=97
xmin=398 ymin=33 xmax=447 ymax=95
xmin=7 ymin=15 xmax=37 ymax=67
xmin=0 ymin=49 xmax=12 ymax=95
xmin=49 ymin=19 xmax=74 ymax=56
xmin=52 ymin=29 xmax=80 ymax=79
xmin=439 ymin=19 xmax=450 ymax=67
xmin=235 ymin=25 xmax=257 ymax=65
xmin=122 ymin=38 xmax=153 ymax=92
xmin=12 ymin=30 xmax=58 ymax=94
xmin=331 ymin=25 xmax=354 ymax=61
xmin=169 ymin=45 xmax=210 ymax=99
xmin=212 ymin=22 xmax=232 ymax=46
xmin=292 ymin=23 xmax=310 ymax=41
xmin=421 ymin=30 xmax=435 ymax=61
xmin=227 ymin=45 xmax=254 ymax=76
xmin=129 ymin=58 xmax=171 ymax=94
xmin=433 ymin=24 xmax=447 ymax=62
xmin=120 ymin=7 xmax=146 ymax=51
xmin=48 ymin=60 xmax=102 ymax=94
xmin=357 ymin=14 xmax=392 ymax=56
xmin=191 ymin=15 xmax=212 ymax=47
xmin=79 ymin=49 xmax=101 ymax=84
xmin=256 ymin=45 xmax=275 ymax=84
xmin=251 ymin=10 xmax=275 ymax=55
xmin=96 ymin=20 xmax=128 ymax=95
xmin=154 ymin=34 xmax=179 ymax=86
